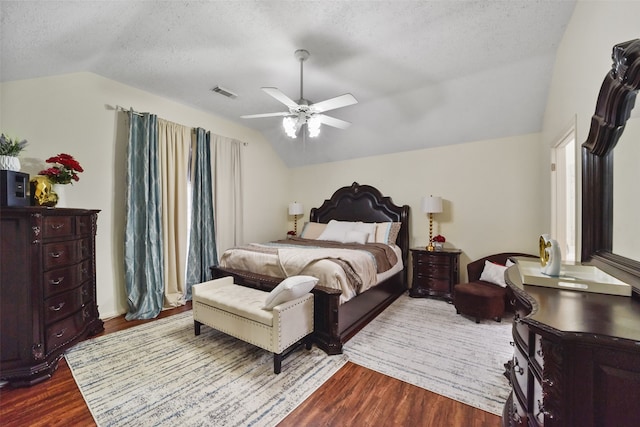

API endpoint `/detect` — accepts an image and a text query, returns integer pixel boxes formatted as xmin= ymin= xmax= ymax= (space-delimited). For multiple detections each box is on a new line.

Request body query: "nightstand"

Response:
xmin=409 ymin=248 xmax=461 ymax=300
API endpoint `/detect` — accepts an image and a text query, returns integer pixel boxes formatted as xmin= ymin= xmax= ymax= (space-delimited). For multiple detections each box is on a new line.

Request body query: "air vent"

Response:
xmin=211 ymin=86 xmax=238 ymax=99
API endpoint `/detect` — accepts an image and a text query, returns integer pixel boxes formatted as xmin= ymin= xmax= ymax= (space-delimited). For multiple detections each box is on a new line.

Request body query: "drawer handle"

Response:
xmin=54 ymin=328 xmax=67 ymax=338
xmin=49 ymin=277 xmax=65 ymax=285
xmin=50 ymin=223 xmax=65 ymax=230
xmin=542 ymin=378 xmax=554 ymax=387
xmin=49 ymin=302 xmax=65 ymax=311
xmin=49 ymin=251 xmax=64 ymax=259
xmin=536 ymin=399 xmax=555 ymax=421
xmin=513 ymin=358 xmax=524 ymax=375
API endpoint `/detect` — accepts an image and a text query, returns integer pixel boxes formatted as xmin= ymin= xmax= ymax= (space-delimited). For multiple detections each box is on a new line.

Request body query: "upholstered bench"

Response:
xmin=192 ymin=276 xmax=315 ymax=374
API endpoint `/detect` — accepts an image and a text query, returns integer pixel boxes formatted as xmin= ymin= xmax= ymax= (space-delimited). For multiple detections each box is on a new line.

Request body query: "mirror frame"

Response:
xmin=582 ymin=39 xmax=640 ymax=296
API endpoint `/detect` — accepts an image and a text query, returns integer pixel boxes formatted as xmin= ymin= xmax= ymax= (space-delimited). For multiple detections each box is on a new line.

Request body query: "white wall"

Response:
xmin=541 ymin=0 xmax=640 ymax=259
xmin=291 ymin=133 xmax=545 ymax=277
xmin=0 ymin=72 xmax=290 ymax=318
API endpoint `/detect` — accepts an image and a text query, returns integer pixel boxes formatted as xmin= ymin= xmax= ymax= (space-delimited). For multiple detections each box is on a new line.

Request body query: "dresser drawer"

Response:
xmin=43 ymin=215 xmax=75 ymax=239
xmin=512 ymin=345 xmax=529 ymax=399
xmin=45 ymin=308 xmax=86 ymax=353
xmin=76 ymin=215 xmax=93 ymax=236
xmin=43 ymin=265 xmax=78 ymax=298
xmin=44 ymin=289 xmax=83 ymax=325
xmin=43 ymin=241 xmax=78 ymax=270
xmin=81 ymin=281 xmax=93 ymax=304
xmin=77 ymin=238 xmax=91 ymax=260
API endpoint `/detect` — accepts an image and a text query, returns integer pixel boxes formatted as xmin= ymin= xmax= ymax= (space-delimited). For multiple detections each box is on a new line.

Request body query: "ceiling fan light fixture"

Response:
xmin=283 ymin=116 xmax=297 ymax=138
xmin=307 ymin=116 xmax=321 ymax=138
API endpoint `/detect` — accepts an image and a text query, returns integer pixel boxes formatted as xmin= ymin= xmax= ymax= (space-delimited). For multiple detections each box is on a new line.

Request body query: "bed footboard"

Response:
xmin=209 ymin=266 xmax=404 ymax=355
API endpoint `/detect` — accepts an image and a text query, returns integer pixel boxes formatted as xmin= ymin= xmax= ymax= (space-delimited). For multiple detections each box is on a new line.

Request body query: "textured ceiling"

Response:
xmin=0 ymin=1 xmax=576 ymax=167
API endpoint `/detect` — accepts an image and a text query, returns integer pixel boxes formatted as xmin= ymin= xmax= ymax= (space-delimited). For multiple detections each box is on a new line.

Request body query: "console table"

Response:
xmin=503 ymin=261 xmax=640 ymax=426
xmin=0 ymin=207 xmax=103 ymax=387
xmin=409 ymin=248 xmax=460 ymax=300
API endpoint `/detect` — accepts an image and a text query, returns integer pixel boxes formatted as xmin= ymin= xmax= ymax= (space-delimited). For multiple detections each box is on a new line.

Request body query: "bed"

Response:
xmin=211 ymin=182 xmax=410 ymax=354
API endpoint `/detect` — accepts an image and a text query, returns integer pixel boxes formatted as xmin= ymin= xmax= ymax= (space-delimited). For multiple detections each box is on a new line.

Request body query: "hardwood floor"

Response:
xmin=0 ymin=304 xmax=502 ymax=427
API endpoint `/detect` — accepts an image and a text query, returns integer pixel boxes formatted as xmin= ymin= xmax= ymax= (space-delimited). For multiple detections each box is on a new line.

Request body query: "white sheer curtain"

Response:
xmin=158 ymin=119 xmax=191 ymax=308
xmin=212 ymin=135 xmax=244 ymax=253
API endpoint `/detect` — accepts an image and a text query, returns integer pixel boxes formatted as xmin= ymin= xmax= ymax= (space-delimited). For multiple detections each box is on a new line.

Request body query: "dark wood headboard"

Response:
xmin=309 ymin=182 xmax=411 ymax=269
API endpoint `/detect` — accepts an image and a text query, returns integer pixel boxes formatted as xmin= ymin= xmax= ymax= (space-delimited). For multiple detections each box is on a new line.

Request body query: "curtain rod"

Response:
xmin=115 ymin=105 xmax=248 ymax=146
xmin=116 ymin=105 xmax=143 ymax=116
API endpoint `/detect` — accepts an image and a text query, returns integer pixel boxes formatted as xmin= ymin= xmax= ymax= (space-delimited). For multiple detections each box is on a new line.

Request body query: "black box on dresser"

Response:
xmin=0 ymin=207 xmax=103 ymax=387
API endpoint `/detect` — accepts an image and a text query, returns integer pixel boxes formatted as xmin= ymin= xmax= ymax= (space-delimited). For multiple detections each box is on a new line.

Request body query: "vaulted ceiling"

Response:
xmin=0 ymin=1 xmax=576 ymax=167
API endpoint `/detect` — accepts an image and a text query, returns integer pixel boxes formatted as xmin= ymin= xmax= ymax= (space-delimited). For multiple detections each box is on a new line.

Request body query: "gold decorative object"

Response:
xmin=30 ymin=175 xmax=58 ymax=207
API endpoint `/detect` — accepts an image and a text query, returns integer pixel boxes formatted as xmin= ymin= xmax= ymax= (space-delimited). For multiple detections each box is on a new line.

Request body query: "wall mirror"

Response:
xmin=582 ymin=38 xmax=640 ymax=297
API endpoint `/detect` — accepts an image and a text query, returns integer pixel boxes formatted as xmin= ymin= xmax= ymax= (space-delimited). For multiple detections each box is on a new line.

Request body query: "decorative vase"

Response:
xmin=30 ymin=175 xmax=58 ymax=207
xmin=52 ymin=183 xmax=66 ymax=208
xmin=0 ymin=155 xmax=20 ymax=171
xmin=434 ymin=242 xmax=444 ymax=251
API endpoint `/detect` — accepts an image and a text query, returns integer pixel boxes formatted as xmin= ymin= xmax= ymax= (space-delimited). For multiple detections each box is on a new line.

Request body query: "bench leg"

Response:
xmin=274 ymin=353 xmax=283 ymax=374
xmin=194 ymin=320 xmax=202 ymax=336
xmin=305 ymin=335 xmax=313 ymax=350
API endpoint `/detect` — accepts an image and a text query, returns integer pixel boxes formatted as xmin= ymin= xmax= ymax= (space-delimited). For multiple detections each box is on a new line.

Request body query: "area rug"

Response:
xmin=65 ymin=312 xmax=348 ymax=427
xmin=343 ymin=294 xmax=513 ymax=416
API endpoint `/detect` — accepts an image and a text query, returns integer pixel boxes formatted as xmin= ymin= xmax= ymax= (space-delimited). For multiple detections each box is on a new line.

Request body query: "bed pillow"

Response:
xmin=262 ymin=275 xmax=318 ymax=310
xmin=317 ymin=220 xmax=356 ymax=241
xmin=352 ymin=222 xmax=377 ymax=243
xmin=300 ymin=222 xmax=327 ymax=239
xmin=344 ymin=230 xmax=369 ymax=244
xmin=375 ymin=222 xmax=402 ymax=245
xmin=479 ymin=261 xmax=508 ymax=287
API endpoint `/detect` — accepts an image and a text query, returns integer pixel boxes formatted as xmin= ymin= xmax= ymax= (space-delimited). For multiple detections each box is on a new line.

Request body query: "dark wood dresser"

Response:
xmin=0 ymin=207 xmax=103 ymax=387
xmin=503 ymin=261 xmax=640 ymax=426
xmin=409 ymin=248 xmax=461 ymax=300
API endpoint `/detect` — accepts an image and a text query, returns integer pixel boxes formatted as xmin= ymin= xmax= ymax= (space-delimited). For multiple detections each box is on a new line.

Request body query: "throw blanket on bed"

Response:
xmin=279 ymin=237 xmax=398 ymax=273
xmin=219 ymin=238 xmax=398 ymax=301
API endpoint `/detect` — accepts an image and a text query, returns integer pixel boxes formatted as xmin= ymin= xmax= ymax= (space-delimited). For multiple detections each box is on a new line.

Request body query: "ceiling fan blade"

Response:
xmin=241 ymin=112 xmax=291 ymax=119
xmin=317 ymin=114 xmax=352 ymax=129
xmin=262 ymin=87 xmax=299 ymax=109
xmin=312 ymin=93 xmax=358 ymax=113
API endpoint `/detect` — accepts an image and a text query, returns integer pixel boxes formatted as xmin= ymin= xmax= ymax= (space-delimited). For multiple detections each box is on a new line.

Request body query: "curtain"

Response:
xmin=185 ymin=128 xmax=218 ymax=300
xmin=212 ymin=135 xmax=244 ymax=252
xmin=158 ymin=119 xmax=191 ymax=308
xmin=124 ymin=112 xmax=164 ymax=320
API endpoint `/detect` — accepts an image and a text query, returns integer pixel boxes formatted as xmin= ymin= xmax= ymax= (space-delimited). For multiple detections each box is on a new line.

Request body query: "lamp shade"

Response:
xmin=422 ymin=196 xmax=443 ymax=214
xmin=288 ymin=202 xmax=304 ymax=215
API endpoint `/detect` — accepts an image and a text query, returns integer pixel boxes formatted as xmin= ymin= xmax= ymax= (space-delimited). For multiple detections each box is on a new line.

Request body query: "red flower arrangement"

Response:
xmin=433 ymin=234 xmax=446 ymax=243
xmin=39 ymin=153 xmax=84 ymax=185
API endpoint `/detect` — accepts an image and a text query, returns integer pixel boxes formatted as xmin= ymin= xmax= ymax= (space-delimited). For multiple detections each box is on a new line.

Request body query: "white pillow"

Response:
xmin=479 ymin=260 xmax=509 ymax=287
xmin=262 ymin=275 xmax=318 ymax=310
xmin=353 ymin=222 xmax=377 ymax=243
xmin=317 ymin=220 xmax=355 ymax=241
xmin=344 ymin=230 xmax=369 ymax=244
xmin=505 ymin=259 xmax=515 ymax=267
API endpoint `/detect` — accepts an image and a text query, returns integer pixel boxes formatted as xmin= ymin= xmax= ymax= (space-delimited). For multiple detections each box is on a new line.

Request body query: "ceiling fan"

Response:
xmin=241 ymin=49 xmax=358 ymax=138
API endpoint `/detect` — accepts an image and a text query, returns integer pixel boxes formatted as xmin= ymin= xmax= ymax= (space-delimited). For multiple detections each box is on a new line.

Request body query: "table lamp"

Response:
xmin=422 ymin=195 xmax=443 ymax=251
